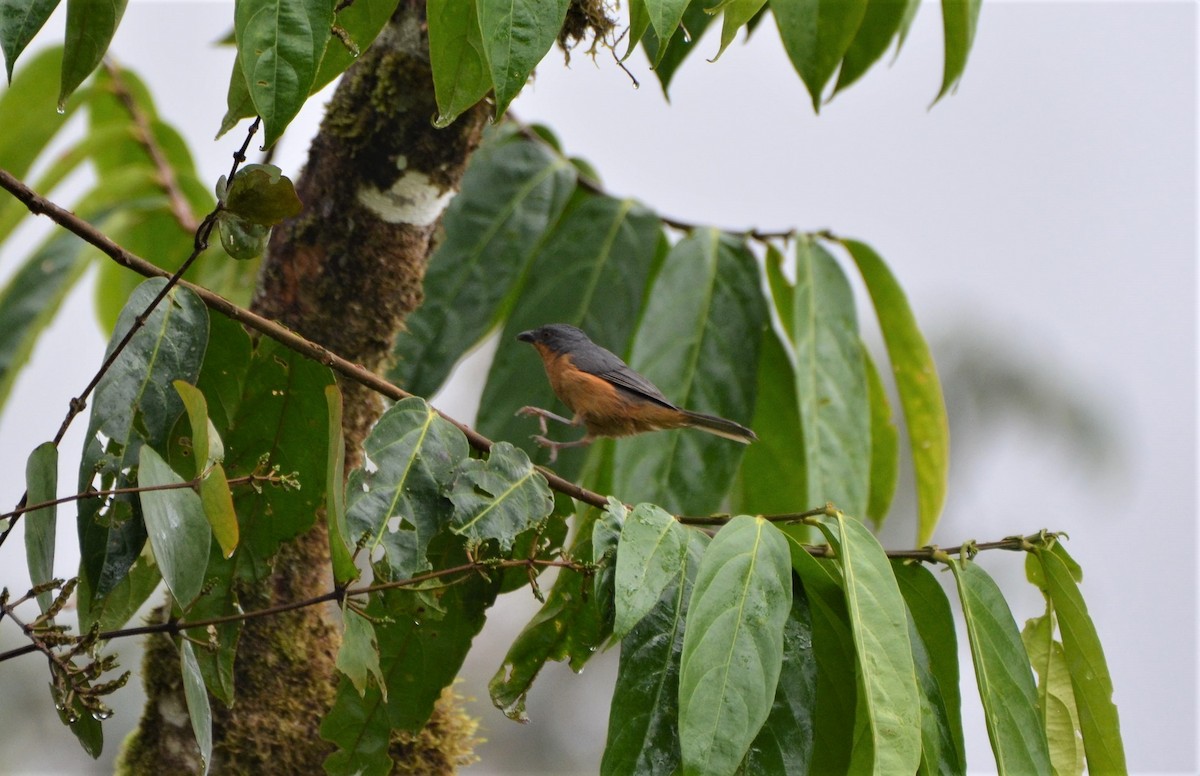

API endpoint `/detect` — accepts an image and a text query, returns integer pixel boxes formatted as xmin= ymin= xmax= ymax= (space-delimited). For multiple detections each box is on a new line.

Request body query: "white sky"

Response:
xmin=0 ymin=1 xmax=1194 ymax=774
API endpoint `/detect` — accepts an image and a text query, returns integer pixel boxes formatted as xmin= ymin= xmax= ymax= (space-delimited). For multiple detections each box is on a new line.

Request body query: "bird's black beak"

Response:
xmin=517 ymin=330 xmax=536 ymax=343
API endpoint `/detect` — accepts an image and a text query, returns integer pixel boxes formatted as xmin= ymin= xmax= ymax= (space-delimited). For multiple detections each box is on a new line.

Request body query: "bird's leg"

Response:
xmin=516 ymin=405 xmax=575 ymax=436
xmin=530 ymin=434 xmax=594 ymax=463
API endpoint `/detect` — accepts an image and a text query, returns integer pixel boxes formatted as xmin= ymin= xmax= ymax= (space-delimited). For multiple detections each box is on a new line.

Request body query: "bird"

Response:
xmin=515 ymin=323 xmax=756 ymax=461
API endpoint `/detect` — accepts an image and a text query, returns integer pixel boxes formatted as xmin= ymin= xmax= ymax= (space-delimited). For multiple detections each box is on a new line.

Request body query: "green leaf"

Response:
xmin=621 ymin=0 xmax=650 ymax=60
xmin=834 ymin=0 xmax=916 ymax=94
xmin=770 ymin=0 xmax=869 ymax=110
xmin=57 ymin=690 xmax=103 ymax=757
xmin=337 ymin=604 xmax=386 ymax=697
xmin=935 ymin=0 xmax=982 ymax=103
xmin=324 ymin=385 xmax=357 ymax=585
xmin=312 ymin=0 xmax=399 ymax=92
xmin=790 ymin=236 xmax=869 ymax=516
xmin=219 ymin=54 xmax=256 ymax=138
xmin=731 ymin=326 xmax=805 ymax=515
xmin=612 ymin=503 xmax=688 ymax=641
xmin=950 ymin=559 xmax=1052 ymax=775
xmin=234 ymin=0 xmax=334 ymax=147
xmin=59 ymin=0 xmax=129 ymax=107
xmin=0 ymin=0 xmax=59 ymax=80
xmin=739 ymin=576 xmax=818 ymax=774
xmin=612 ymin=230 xmax=766 ymax=514
xmin=222 ymin=163 xmax=303 ymax=225
xmin=180 ymin=640 xmax=213 ymax=775
xmin=139 ymin=446 xmax=211 ymax=606
xmin=642 ymin=1 xmax=715 ymax=96
xmin=602 ymin=528 xmax=708 ymax=776
xmin=477 ymin=192 xmax=663 ymax=476
xmin=863 ymin=346 xmax=899 ymax=526
xmin=199 ymin=464 xmax=238 ymax=559
xmin=346 ymin=397 xmax=467 ymax=579
xmin=391 ymin=136 xmax=576 ymax=398
xmin=785 ymin=531 xmax=856 ymax=772
xmin=679 ymin=516 xmax=792 ymax=776
xmin=0 ymin=232 xmax=91 ymax=419
xmin=1035 ymin=547 xmax=1126 ymax=774
xmin=216 ymin=212 xmax=271 ymax=260
xmin=490 ymin=509 xmax=609 ymax=721
xmin=893 ymin=560 xmax=966 ymax=775
xmin=842 ymin=239 xmax=949 ymax=544
xmin=173 ymin=380 xmax=215 ymax=477
xmin=817 ymin=513 xmax=922 ymax=773
xmin=448 ymin=441 xmax=554 ymax=550
xmin=644 ymin=0 xmax=691 ymax=52
xmin=591 ymin=497 xmax=624 ymax=632
xmin=24 ymin=441 xmax=57 ymax=612
xmin=1022 ymin=613 xmax=1084 ymax=776
xmin=428 ymin=0 xmax=490 ymax=126
xmin=476 ymin=0 xmax=570 ymax=116
xmin=714 ymin=0 xmax=769 ymax=60
xmin=77 ymin=279 xmax=208 ymax=609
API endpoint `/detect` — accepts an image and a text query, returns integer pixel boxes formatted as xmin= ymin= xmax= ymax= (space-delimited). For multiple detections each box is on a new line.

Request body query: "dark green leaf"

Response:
xmin=428 ymin=0 xmax=490 ymax=126
xmin=842 ymin=239 xmax=949 ymax=543
xmin=613 ymin=503 xmax=688 ymax=640
xmin=325 ymin=385 xmax=357 ymax=585
xmin=476 ymin=0 xmax=570 ymax=115
xmin=77 ymin=279 xmax=208 ymax=611
xmin=642 ymin=1 xmax=715 ymax=96
xmin=477 ymin=192 xmax=663 ymax=477
xmin=234 ymin=0 xmax=334 ymax=146
xmin=180 ymin=640 xmax=213 ymax=775
xmin=950 ymin=559 xmax=1052 ymax=775
xmin=591 ymin=497 xmax=625 ymax=632
xmin=739 ymin=576 xmax=817 ymax=774
xmin=216 ymin=212 xmax=271 ymax=260
xmin=935 ymin=0 xmax=982 ymax=102
xmin=391 ymin=136 xmax=576 ymax=397
xmin=59 ymin=0 xmax=128 ymax=107
xmin=0 ymin=0 xmax=59 ymax=80
xmin=139 ymin=446 xmax=211 ymax=605
xmin=621 ymin=0 xmax=650 ymax=60
xmin=24 ymin=441 xmax=57 ymax=612
xmin=770 ymin=0 xmax=868 ymax=110
xmin=449 ymin=441 xmax=554 ymax=550
xmin=337 ymin=604 xmax=385 ymax=697
xmin=312 ymin=0 xmax=399 ymax=92
xmin=58 ymin=692 xmax=103 ymax=758
xmin=346 ymin=397 xmax=467 ymax=579
xmin=864 ymin=346 xmax=899 ymax=526
xmin=644 ymin=0 xmax=691 ymax=55
xmin=817 ymin=513 xmax=921 ymax=772
xmin=602 ymin=528 xmax=708 ymax=776
xmin=612 ymin=230 xmax=766 ymax=514
xmin=222 ymin=163 xmax=303 ymax=225
xmin=893 ymin=561 xmax=966 ymax=775
xmin=790 ymin=237 xmax=869 ymax=516
xmin=834 ymin=0 xmax=916 ymax=94
xmin=731 ymin=326 xmax=805 ymax=515
xmin=679 ymin=516 xmax=792 ymax=775
xmin=1035 ymin=547 xmax=1126 ymax=774
xmin=1022 ymin=613 xmax=1084 ymax=776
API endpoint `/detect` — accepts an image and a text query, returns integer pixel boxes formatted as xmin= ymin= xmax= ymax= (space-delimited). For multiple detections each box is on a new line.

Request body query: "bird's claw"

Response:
xmin=531 ymin=435 xmax=560 ymax=463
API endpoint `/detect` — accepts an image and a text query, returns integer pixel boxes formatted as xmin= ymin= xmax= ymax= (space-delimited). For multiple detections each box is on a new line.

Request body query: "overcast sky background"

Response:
xmin=0 ymin=1 xmax=1195 ymax=774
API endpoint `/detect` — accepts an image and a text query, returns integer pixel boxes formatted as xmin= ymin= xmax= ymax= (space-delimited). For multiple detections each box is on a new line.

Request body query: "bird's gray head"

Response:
xmin=517 ymin=324 xmax=594 ymax=354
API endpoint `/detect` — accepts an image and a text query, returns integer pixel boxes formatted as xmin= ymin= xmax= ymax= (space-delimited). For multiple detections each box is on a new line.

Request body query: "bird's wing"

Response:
xmin=568 ymin=343 xmax=678 ymax=409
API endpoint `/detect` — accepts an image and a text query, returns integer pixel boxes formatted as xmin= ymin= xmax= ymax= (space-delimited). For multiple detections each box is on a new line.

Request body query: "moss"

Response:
xmin=390 ymin=684 xmax=483 ymax=776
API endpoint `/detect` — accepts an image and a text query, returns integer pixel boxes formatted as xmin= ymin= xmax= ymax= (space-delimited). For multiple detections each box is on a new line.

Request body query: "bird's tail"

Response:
xmin=680 ymin=410 xmax=757 ymax=444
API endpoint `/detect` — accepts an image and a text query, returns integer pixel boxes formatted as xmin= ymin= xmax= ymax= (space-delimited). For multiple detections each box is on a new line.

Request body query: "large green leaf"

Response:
xmin=935 ymin=0 xmax=982 ymax=102
xmin=476 ymin=0 xmax=570 ymax=115
xmin=950 ymin=559 xmax=1052 ymax=775
xmin=312 ymin=0 xmax=399 ymax=92
xmin=1035 ymin=547 xmax=1126 ymax=774
xmin=345 ymin=397 xmax=467 ymax=579
xmin=0 ymin=0 xmax=59 ymax=81
xmin=612 ymin=230 xmax=766 ymax=514
xmin=602 ymin=528 xmax=708 ymax=776
xmin=893 ymin=560 xmax=966 ymax=774
xmin=817 ymin=513 xmax=921 ymax=773
xmin=234 ymin=0 xmax=333 ymax=147
xmin=843 ymin=239 xmax=948 ymax=543
xmin=77 ymin=279 xmax=208 ymax=612
xmin=180 ymin=640 xmax=213 ymax=775
xmin=59 ymin=0 xmax=128 ymax=107
xmin=790 ymin=237 xmax=870 ymax=516
xmin=428 ymin=0 xmax=490 ymax=126
xmin=863 ymin=347 xmax=899 ymax=526
xmin=770 ymin=0 xmax=869 ymax=110
xmin=23 ymin=441 xmax=57 ymax=612
xmin=833 ymin=0 xmax=916 ymax=94
xmin=448 ymin=440 xmax=554 ymax=550
xmin=391 ymin=136 xmax=576 ymax=397
xmin=1022 ymin=613 xmax=1084 ymax=776
xmin=612 ymin=503 xmax=689 ymax=641
xmin=324 ymin=385 xmax=357 ymax=585
xmin=335 ymin=604 xmax=385 ymax=698
xmin=139 ymin=446 xmax=211 ymax=606
xmin=641 ymin=1 xmax=716 ymax=96
xmin=644 ymin=0 xmax=691 ymax=55
xmin=738 ymin=576 xmax=817 ymax=774
xmin=679 ymin=516 xmax=792 ymax=776
xmin=477 ymin=192 xmax=662 ymax=476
